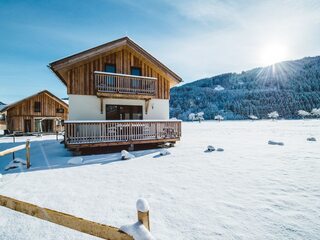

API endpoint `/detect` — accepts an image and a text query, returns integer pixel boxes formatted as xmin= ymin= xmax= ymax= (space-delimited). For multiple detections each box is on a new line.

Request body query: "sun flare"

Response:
xmin=260 ymin=43 xmax=288 ymax=66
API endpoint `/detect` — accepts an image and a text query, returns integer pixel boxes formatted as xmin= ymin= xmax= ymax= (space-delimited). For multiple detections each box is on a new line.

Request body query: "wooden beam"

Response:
xmin=0 ymin=144 xmax=26 ymax=157
xmin=97 ymin=92 xmax=153 ymax=100
xmin=66 ymin=138 xmax=179 ymax=149
xmin=145 ymin=99 xmax=150 ymax=115
xmin=100 ymin=97 xmax=104 ymax=114
xmin=0 ymin=194 xmax=133 ymax=240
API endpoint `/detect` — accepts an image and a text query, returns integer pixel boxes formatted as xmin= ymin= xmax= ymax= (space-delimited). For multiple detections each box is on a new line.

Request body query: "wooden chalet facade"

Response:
xmin=49 ymin=37 xmax=182 ymax=149
xmin=0 ymin=90 xmax=68 ymax=133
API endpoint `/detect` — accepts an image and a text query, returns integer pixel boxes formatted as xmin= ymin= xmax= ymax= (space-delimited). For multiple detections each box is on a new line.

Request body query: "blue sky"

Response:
xmin=1 ymin=0 xmax=320 ymax=103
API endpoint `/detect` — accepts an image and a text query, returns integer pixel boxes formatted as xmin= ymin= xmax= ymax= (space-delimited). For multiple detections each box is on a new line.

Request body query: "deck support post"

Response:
xmin=136 ymin=199 xmax=150 ymax=231
xmin=26 ymin=139 xmax=30 ymax=169
xmin=100 ymin=97 xmax=104 ymax=114
xmin=128 ymin=144 xmax=134 ymax=151
xmin=144 ymin=98 xmax=151 ymax=115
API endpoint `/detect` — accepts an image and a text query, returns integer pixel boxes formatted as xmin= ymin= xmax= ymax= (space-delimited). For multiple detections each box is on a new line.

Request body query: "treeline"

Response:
xmin=170 ymin=56 xmax=320 ymax=120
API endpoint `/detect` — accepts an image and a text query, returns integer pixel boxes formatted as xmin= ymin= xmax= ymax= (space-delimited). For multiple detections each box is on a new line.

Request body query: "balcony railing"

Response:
xmin=94 ymin=71 xmax=157 ymax=96
xmin=64 ymin=120 xmax=181 ymax=146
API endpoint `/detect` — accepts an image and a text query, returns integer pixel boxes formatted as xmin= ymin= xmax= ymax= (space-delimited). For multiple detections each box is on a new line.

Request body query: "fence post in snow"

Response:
xmin=136 ymin=199 xmax=150 ymax=231
xmin=26 ymin=139 xmax=30 ymax=169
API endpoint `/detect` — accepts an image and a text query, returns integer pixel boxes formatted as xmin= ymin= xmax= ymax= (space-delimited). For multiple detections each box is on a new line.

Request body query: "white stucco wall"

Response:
xmin=68 ymin=95 xmax=169 ymax=120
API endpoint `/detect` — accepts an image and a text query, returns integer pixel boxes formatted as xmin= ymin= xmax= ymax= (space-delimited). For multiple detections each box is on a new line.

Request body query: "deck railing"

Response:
xmin=94 ymin=71 xmax=157 ymax=95
xmin=64 ymin=120 xmax=181 ymax=145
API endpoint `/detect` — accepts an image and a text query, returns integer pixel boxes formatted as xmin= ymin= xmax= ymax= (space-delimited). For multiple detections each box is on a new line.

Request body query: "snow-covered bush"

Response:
xmin=311 ymin=108 xmax=320 ymax=117
xmin=297 ymin=110 xmax=310 ymax=118
xmin=189 ymin=112 xmax=204 ymax=122
xmin=248 ymin=115 xmax=258 ymax=120
xmin=188 ymin=113 xmax=196 ymax=121
xmin=214 ymin=115 xmax=224 ymax=121
xmin=268 ymin=111 xmax=279 ymax=120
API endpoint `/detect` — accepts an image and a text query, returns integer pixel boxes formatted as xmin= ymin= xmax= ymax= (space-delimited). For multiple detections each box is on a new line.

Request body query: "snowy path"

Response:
xmin=0 ymin=120 xmax=319 ymax=239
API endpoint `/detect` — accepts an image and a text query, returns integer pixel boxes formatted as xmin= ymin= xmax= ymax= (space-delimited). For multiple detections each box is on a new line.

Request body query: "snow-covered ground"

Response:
xmin=0 ymin=120 xmax=319 ymax=240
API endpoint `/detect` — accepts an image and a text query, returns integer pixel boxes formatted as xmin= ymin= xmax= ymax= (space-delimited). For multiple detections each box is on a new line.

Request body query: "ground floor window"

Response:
xmin=106 ymin=105 xmax=143 ymax=120
xmin=34 ymin=119 xmax=54 ymax=132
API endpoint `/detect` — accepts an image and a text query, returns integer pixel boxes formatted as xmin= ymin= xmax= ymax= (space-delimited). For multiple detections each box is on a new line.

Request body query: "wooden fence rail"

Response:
xmin=0 ymin=194 xmax=143 ymax=240
xmin=0 ymin=140 xmax=30 ymax=168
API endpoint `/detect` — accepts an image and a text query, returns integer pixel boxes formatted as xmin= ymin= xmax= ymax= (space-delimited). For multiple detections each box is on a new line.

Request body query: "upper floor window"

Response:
xmin=131 ymin=67 xmax=141 ymax=76
xmin=105 ymin=64 xmax=116 ymax=73
xmin=34 ymin=101 xmax=41 ymax=112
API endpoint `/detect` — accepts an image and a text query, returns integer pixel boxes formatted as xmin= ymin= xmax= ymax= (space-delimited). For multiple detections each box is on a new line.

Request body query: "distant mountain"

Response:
xmin=0 ymin=101 xmax=5 ymax=105
xmin=170 ymin=56 xmax=320 ymax=120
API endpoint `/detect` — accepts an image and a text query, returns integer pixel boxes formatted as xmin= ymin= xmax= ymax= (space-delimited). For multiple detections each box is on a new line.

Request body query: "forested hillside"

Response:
xmin=170 ymin=56 xmax=320 ymax=120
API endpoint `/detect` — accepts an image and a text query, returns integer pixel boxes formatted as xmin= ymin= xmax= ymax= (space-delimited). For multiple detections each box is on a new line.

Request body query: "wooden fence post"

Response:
xmin=136 ymin=199 xmax=150 ymax=231
xmin=26 ymin=139 xmax=30 ymax=169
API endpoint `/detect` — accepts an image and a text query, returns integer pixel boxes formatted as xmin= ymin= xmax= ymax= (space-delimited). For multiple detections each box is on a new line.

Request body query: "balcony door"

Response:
xmin=105 ymin=64 xmax=116 ymax=89
xmin=130 ymin=67 xmax=141 ymax=90
xmin=106 ymin=105 xmax=143 ymax=120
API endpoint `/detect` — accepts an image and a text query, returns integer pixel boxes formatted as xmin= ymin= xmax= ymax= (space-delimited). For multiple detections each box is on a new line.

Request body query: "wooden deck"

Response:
xmin=64 ymin=120 xmax=181 ymax=149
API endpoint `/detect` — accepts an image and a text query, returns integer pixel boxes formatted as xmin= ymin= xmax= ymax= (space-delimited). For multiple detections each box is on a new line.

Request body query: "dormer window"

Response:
xmin=34 ymin=101 xmax=41 ymax=112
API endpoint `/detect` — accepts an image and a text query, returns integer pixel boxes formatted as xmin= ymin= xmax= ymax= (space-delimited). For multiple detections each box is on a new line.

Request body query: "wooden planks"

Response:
xmin=0 ymin=194 xmax=133 ymax=240
xmin=64 ymin=47 xmax=171 ymax=99
xmin=64 ymin=120 xmax=181 ymax=149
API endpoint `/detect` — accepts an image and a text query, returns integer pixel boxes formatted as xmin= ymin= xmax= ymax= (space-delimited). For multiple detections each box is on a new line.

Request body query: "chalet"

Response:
xmin=49 ymin=37 xmax=182 ymax=150
xmin=0 ymin=90 xmax=68 ymax=133
xmin=0 ymin=102 xmax=7 ymax=131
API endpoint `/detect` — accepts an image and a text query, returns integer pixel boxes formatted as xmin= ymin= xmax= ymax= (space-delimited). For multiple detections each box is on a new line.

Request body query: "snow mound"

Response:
xmin=136 ymin=198 xmax=150 ymax=213
xmin=13 ymin=158 xmax=27 ymax=165
xmin=120 ymin=222 xmax=155 ymax=240
xmin=206 ymin=145 xmax=215 ymax=152
xmin=5 ymin=161 xmax=23 ymax=171
xmin=68 ymin=157 xmax=84 ymax=165
xmin=217 ymin=148 xmax=224 ymax=152
xmin=121 ymin=150 xmax=135 ymax=160
xmin=268 ymin=140 xmax=284 ymax=146
xmin=307 ymin=137 xmax=316 ymax=142
xmin=159 ymin=149 xmax=170 ymax=156
xmin=214 ymin=85 xmax=224 ymax=91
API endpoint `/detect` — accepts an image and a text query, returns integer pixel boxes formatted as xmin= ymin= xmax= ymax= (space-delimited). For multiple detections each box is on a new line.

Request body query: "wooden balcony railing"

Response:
xmin=64 ymin=120 xmax=181 ymax=146
xmin=94 ymin=71 xmax=157 ymax=96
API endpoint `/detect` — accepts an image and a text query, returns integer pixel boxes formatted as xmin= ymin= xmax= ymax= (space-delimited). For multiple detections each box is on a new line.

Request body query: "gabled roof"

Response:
xmin=0 ymin=90 xmax=68 ymax=113
xmin=48 ymin=36 xmax=182 ymax=85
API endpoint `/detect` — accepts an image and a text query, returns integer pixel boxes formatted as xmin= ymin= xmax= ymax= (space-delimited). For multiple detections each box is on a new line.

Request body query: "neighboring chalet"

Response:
xmin=49 ymin=37 xmax=182 ymax=150
xmin=0 ymin=102 xmax=7 ymax=131
xmin=0 ymin=90 xmax=68 ymax=133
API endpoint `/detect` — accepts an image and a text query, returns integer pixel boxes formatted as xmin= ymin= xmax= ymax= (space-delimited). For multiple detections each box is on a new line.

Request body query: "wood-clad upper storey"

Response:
xmin=49 ymin=37 xmax=182 ymax=99
xmin=1 ymin=90 xmax=68 ymax=132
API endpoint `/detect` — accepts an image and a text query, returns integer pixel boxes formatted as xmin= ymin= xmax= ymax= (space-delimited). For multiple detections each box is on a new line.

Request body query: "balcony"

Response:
xmin=94 ymin=71 xmax=157 ymax=98
xmin=64 ymin=120 xmax=181 ymax=149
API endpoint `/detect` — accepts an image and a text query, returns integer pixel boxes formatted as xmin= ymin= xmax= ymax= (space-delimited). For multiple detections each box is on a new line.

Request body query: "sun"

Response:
xmin=260 ymin=43 xmax=288 ymax=66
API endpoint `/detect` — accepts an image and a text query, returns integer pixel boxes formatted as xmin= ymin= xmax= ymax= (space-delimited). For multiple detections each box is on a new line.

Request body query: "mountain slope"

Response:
xmin=170 ymin=56 xmax=320 ymax=120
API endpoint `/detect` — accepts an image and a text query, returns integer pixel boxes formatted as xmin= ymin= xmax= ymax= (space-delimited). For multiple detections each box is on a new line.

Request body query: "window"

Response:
xmin=131 ymin=67 xmax=141 ymax=76
xmin=106 ymin=105 xmax=143 ymax=120
xmin=56 ymin=108 xmax=64 ymax=113
xmin=130 ymin=67 xmax=142 ymax=89
xmin=34 ymin=102 xmax=41 ymax=112
xmin=105 ymin=64 xmax=116 ymax=73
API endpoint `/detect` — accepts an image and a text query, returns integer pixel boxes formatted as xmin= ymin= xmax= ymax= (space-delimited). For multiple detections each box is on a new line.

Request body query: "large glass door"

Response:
xmin=106 ymin=105 xmax=143 ymax=120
